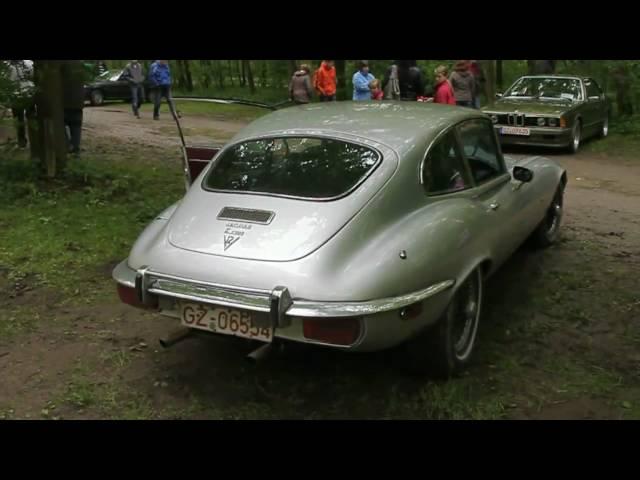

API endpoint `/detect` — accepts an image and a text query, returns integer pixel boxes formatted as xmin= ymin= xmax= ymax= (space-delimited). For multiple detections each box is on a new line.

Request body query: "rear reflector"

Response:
xmin=116 ymin=284 xmax=157 ymax=309
xmin=302 ymin=317 xmax=361 ymax=346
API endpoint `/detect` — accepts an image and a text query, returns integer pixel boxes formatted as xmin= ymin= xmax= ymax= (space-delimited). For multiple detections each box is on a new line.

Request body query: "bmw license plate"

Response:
xmin=501 ymin=126 xmax=530 ymax=136
xmin=180 ymin=302 xmax=272 ymax=342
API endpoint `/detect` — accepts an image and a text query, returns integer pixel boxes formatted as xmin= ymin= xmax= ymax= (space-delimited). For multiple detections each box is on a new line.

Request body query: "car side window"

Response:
xmin=422 ymin=130 xmax=470 ymax=195
xmin=457 ymin=119 xmax=506 ymax=184
xmin=585 ymin=78 xmax=602 ymax=98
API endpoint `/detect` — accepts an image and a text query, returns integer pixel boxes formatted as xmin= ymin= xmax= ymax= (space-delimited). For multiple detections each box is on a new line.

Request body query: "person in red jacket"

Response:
xmin=313 ymin=60 xmax=337 ymax=101
xmin=370 ymin=79 xmax=384 ymax=100
xmin=433 ymin=65 xmax=456 ymax=105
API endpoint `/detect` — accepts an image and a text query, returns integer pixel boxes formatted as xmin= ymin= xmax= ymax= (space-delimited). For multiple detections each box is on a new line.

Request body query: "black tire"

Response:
xmin=531 ymin=184 xmax=564 ymax=248
xmin=89 ymin=89 xmax=104 ymax=106
xmin=567 ymin=119 xmax=581 ymax=153
xmin=402 ymin=268 xmax=483 ymax=378
xmin=599 ymin=114 xmax=609 ymax=138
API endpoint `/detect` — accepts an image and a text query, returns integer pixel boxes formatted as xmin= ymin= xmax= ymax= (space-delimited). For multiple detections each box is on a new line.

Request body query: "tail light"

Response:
xmin=117 ymin=284 xmax=157 ymax=310
xmin=302 ymin=317 xmax=361 ymax=346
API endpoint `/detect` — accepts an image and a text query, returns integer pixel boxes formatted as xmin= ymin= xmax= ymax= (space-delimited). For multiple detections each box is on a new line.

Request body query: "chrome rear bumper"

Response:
xmin=113 ymin=259 xmax=454 ymax=327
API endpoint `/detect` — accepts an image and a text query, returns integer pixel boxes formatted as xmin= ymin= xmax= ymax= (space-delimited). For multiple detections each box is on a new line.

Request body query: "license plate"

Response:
xmin=501 ymin=126 xmax=530 ymax=136
xmin=180 ymin=302 xmax=272 ymax=342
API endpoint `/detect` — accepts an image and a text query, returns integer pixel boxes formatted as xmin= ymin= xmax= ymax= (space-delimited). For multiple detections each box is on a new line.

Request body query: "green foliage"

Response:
xmin=88 ymin=60 xmax=640 ymax=118
xmin=0 ymin=61 xmax=17 ymax=107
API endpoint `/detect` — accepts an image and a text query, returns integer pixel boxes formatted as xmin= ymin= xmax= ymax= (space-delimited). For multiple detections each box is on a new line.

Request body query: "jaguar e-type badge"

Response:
xmin=223 ymin=222 xmax=252 ymax=251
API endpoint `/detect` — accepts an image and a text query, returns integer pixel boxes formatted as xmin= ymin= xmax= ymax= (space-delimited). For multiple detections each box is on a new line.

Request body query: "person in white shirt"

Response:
xmin=6 ymin=60 xmax=35 ymax=148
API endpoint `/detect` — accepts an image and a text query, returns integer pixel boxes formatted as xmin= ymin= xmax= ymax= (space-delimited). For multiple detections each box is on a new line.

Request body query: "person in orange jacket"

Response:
xmin=313 ymin=60 xmax=337 ymax=101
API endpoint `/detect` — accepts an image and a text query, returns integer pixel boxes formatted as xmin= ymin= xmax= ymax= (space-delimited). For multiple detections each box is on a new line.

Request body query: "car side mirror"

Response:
xmin=513 ymin=166 xmax=533 ymax=183
xmin=495 ymin=92 xmax=503 ymax=99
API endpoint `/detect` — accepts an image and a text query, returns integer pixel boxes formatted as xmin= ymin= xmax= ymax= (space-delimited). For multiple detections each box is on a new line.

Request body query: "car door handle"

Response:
xmin=489 ymin=202 xmax=500 ymax=211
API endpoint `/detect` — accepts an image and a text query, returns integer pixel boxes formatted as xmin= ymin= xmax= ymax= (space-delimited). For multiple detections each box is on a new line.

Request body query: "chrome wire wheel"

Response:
xmin=450 ymin=269 xmax=482 ymax=362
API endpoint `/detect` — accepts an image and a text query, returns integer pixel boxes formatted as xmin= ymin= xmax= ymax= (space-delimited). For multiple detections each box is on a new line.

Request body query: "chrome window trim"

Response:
xmin=200 ymin=134 xmax=384 ymax=202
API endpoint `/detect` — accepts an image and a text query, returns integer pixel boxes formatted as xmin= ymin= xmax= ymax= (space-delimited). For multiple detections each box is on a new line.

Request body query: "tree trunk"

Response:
xmin=199 ymin=60 xmax=211 ymax=89
xmin=289 ymin=60 xmax=298 ymax=75
xmin=613 ymin=65 xmax=634 ymax=116
xmin=182 ymin=60 xmax=193 ymax=92
xmin=240 ymin=60 xmax=247 ymax=87
xmin=261 ymin=61 xmax=268 ymax=88
xmin=496 ymin=60 xmax=503 ymax=91
xmin=334 ymin=60 xmax=346 ymax=100
xmin=33 ymin=60 xmax=67 ymax=177
xmin=228 ymin=60 xmax=234 ymax=87
xmin=245 ymin=60 xmax=255 ymax=94
xmin=216 ymin=60 xmax=225 ymax=88
xmin=527 ymin=60 xmax=535 ymax=75
xmin=483 ymin=60 xmax=496 ymax=107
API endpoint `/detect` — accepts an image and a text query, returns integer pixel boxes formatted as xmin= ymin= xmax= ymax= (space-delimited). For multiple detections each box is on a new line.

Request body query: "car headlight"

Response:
xmin=537 ymin=117 xmax=546 ymax=126
xmin=490 ymin=114 xmax=498 ymax=124
xmin=548 ymin=118 xmax=558 ymax=127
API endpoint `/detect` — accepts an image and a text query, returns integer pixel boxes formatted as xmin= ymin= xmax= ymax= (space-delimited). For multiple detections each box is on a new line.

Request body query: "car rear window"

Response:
xmin=203 ymin=137 xmax=380 ymax=199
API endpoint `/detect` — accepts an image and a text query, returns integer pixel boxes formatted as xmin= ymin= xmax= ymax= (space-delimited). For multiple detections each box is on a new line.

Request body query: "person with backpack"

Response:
xmin=122 ymin=60 xmax=145 ymax=118
xmin=313 ymin=60 xmax=337 ymax=102
xmin=149 ymin=60 xmax=176 ymax=120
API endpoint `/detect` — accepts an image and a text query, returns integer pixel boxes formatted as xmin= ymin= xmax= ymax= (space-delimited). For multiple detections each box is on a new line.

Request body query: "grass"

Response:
xmin=100 ymin=98 xmax=271 ymax=122
xmin=0 ymin=141 xmax=184 ymax=297
xmin=172 ymin=86 xmax=288 ymax=105
xmin=582 ymin=114 xmax=640 ymax=158
xmin=171 ymin=100 xmax=271 ymax=122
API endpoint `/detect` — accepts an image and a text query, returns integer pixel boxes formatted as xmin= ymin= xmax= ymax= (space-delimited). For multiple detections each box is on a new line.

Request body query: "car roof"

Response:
xmin=517 ymin=74 xmax=586 ymax=81
xmin=229 ymin=101 xmax=485 ymax=156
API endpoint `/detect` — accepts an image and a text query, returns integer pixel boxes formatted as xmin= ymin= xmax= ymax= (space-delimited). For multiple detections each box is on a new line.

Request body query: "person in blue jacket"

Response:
xmin=352 ymin=60 xmax=375 ymax=101
xmin=149 ymin=60 xmax=177 ymax=120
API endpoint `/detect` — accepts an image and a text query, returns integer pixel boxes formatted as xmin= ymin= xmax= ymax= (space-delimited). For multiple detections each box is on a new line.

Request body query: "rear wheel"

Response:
xmin=531 ymin=184 xmax=564 ymax=248
xmin=402 ymin=268 xmax=483 ymax=378
xmin=89 ymin=89 xmax=104 ymax=106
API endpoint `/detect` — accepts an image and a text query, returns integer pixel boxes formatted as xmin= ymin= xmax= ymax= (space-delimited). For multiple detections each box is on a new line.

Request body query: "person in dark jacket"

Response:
xmin=149 ymin=60 xmax=176 ymax=120
xmin=469 ymin=60 xmax=485 ymax=108
xmin=61 ymin=60 xmax=86 ymax=154
xmin=289 ymin=64 xmax=313 ymax=104
xmin=450 ymin=60 xmax=476 ymax=108
xmin=123 ymin=60 xmax=145 ymax=118
xmin=383 ymin=60 xmax=425 ymax=101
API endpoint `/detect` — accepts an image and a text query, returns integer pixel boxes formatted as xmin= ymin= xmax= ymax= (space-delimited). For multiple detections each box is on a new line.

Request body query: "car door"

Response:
xmin=455 ymin=118 xmax=533 ymax=266
xmin=583 ymin=78 xmax=606 ymax=135
xmin=109 ymin=70 xmax=130 ymax=100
